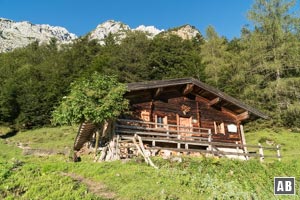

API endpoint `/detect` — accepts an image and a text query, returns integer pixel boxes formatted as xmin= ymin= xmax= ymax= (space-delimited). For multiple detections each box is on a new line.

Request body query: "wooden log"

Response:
xmin=133 ymin=135 xmax=158 ymax=169
xmin=132 ymin=135 xmax=148 ymax=163
xmin=99 ymin=146 xmax=108 ymax=161
xmin=94 ymin=130 xmax=100 ymax=161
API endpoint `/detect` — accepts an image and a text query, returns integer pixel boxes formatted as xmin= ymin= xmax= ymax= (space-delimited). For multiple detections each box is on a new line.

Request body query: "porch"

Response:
xmin=115 ymin=119 xmax=280 ymax=161
xmin=73 ymin=119 xmax=281 ymax=162
xmin=116 ymin=119 xmax=248 ymax=159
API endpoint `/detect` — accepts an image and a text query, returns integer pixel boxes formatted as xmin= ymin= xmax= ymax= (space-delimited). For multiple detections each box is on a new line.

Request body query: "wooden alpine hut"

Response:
xmin=74 ymin=78 xmax=268 ymax=161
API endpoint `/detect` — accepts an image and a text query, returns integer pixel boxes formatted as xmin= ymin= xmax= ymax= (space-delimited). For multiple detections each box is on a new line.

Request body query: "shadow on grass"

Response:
xmin=0 ymin=129 xmax=18 ymax=139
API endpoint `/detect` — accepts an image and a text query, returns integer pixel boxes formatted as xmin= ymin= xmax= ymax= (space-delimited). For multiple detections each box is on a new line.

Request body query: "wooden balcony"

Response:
xmin=115 ymin=119 xmax=281 ymax=161
xmin=73 ymin=119 xmax=281 ymax=162
xmin=116 ymin=119 xmax=213 ymax=150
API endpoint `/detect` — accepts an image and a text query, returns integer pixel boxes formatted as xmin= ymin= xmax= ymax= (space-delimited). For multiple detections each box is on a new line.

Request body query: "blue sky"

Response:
xmin=0 ymin=0 xmax=254 ymax=39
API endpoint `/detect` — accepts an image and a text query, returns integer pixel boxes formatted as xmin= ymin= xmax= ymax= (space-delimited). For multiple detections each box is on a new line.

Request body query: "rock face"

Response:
xmin=0 ymin=18 xmax=201 ymax=52
xmin=89 ymin=20 xmax=163 ymax=44
xmin=0 ymin=18 xmax=77 ymax=52
xmin=170 ymin=25 xmax=201 ymax=40
xmin=88 ymin=20 xmax=201 ymax=44
xmin=89 ymin=20 xmax=130 ymax=45
xmin=133 ymin=25 xmax=163 ymax=38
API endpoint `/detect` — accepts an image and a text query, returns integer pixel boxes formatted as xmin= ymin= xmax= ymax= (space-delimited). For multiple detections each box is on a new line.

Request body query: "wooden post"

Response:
xmin=258 ymin=143 xmax=264 ymax=162
xmin=277 ymin=145 xmax=281 ymax=161
xmin=235 ymin=141 xmax=239 ymax=157
xmin=94 ymin=130 xmax=100 ymax=161
xmin=166 ymin=125 xmax=169 ymax=139
xmin=116 ymin=134 xmax=120 ymax=160
xmin=177 ymin=134 xmax=181 ymax=149
xmin=185 ymin=143 xmax=189 ymax=150
xmin=240 ymin=125 xmax=249 ymax=160
xmin=152 ymin=140 xmax=156 ymax=147
xmin=208 ymin=129 xmax=212 ymax=153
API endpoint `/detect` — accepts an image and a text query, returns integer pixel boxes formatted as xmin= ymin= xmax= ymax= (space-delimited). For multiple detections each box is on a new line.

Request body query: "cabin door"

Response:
xmin=178 ymin=116 xmax=192 ymax=139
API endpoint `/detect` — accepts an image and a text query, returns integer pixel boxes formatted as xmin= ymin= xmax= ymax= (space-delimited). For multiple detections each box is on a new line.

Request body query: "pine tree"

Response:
xmin=242 ymin=0 xmax=300 ymax=126
xmin=200 ymin=26 xmax=233 ymax=91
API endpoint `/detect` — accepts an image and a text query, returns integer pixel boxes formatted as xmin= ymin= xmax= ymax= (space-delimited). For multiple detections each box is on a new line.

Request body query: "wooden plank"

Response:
xmin=120 ymin=134 xmax=243 ymax=148
xmin=121 ymin=136 xmax=209 ymax=146
xmin=147 ymin=147 xmax=260 ymax=157
xmin=153 ymin=87 xmax=163 ymax=98
xmin=118 ymin=131 xmax=209 ymax=142
xmin=136 ymin=135 xmax=158 ymax=169
xmin=221 ymin=107 xmax=238 ymax=120
xmin=117 ymin=119 xmax=211 ymax=131
xmin=237 ymin=111 xmax=250 ymax=121
xmin=182 ymin=83 xmax=194 ymax=95
xmin=116 ymin=124 xmax=210 ymax=135
xmin=208 ymin=97 xmax=221 ymax=106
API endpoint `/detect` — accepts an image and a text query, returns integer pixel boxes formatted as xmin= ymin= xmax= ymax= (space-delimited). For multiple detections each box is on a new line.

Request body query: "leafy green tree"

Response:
xmin=52 ymin=73 xmax=128 ymax=125
xmin=147 ymin=34 xmax=205 ymax=80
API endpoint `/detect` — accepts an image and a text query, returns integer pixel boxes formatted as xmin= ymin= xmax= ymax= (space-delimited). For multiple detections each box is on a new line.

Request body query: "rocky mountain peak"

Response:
xmin=89 ymin=20 xmax=164 ymax=44
xmin=89 ymin=20 xmax=130 ymax=44
xmin=0 ymin=18 xmax=77 ymax=52
xmin=169 ymin=24 xmax=201 ymax=40
xmin=0 ymin=18 xmax=201 ymax=52
xmin=133 ymin=25 xmax=163 ymax=38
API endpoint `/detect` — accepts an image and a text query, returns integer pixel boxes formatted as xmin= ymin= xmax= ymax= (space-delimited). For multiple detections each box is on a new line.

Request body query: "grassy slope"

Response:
xmin=6 ymin=126 xmax=77 ymax=151
xmin=0 ymin=126 xmax=300 ymax=199
xmin=246 ymin=128 xmax=300 ymax=162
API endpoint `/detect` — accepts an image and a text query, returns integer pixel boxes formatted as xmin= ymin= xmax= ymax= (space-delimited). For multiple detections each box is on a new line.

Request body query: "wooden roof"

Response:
xmin=126 ymin=78 xmax=268 ymax=120
xmin=74 ymin=122 xmax=98 ymax=151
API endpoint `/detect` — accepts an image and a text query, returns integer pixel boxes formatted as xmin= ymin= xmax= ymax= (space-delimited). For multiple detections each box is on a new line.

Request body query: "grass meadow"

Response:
xmin=0 ymin=126 xmax=300 ymax=199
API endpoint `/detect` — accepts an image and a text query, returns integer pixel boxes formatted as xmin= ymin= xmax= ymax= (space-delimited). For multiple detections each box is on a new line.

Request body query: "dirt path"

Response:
xmin=62 ymin=172 xmax=117 ymax=199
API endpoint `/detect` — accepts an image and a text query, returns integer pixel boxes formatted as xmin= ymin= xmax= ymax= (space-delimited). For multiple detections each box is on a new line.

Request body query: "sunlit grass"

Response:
xmin=0 ymin=126 xmax=300 ymax=199
xmin=246 ymin=128 xmax=300 ymax=162
xmin=7 ymin=126 xmax=77 ymax=151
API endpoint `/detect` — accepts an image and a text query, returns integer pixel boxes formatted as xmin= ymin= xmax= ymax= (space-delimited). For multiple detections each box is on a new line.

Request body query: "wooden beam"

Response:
xmin=208 ymin=97 xmax=220 ymax=106
xmin=221 ymin=108 xmax=250 ymax=122
xmin=193 ymin=93 xmax=210 ymax=103
xmin=221 ymin=107 xmax=238 ymax=119
xmin=237 ymin=111 xmax=250 ymax=121
xmin=153 ymin=87 xmax=163 ymax=98
xmin=182 ymin=83 xmax=194 ymax=95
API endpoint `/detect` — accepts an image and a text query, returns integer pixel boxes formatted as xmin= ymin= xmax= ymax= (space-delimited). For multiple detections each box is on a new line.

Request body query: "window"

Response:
xmin=157 ymin=116 xmax=163 ymax=127
xmin=155 ymin=115 xmax=167 ymax=128
xmin=214 ymin=121 xmax=225 ymax=134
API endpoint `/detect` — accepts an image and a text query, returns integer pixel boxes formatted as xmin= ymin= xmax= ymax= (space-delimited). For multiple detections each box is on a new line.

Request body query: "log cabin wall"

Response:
xmin=126 ymin=96 xmax=242 ymax=143
xmin=196 ymin=97 xmax=241 ymax=143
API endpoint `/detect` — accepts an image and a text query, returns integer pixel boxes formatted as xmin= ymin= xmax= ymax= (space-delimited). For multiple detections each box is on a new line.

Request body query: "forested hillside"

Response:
xmin=0 ymin=0 xmax=299 ymax=130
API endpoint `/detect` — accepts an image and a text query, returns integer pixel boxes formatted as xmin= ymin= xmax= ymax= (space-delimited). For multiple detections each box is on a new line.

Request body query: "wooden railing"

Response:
xmin=115 ymin=119 xmax=281 ymax=161
xmin=116 ymin=118 xmax=212 ymax=142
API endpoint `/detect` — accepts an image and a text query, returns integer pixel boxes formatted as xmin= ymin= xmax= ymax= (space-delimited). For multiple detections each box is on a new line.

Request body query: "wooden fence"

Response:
xmin=116 ymin=119 xmax=281 ymax=161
